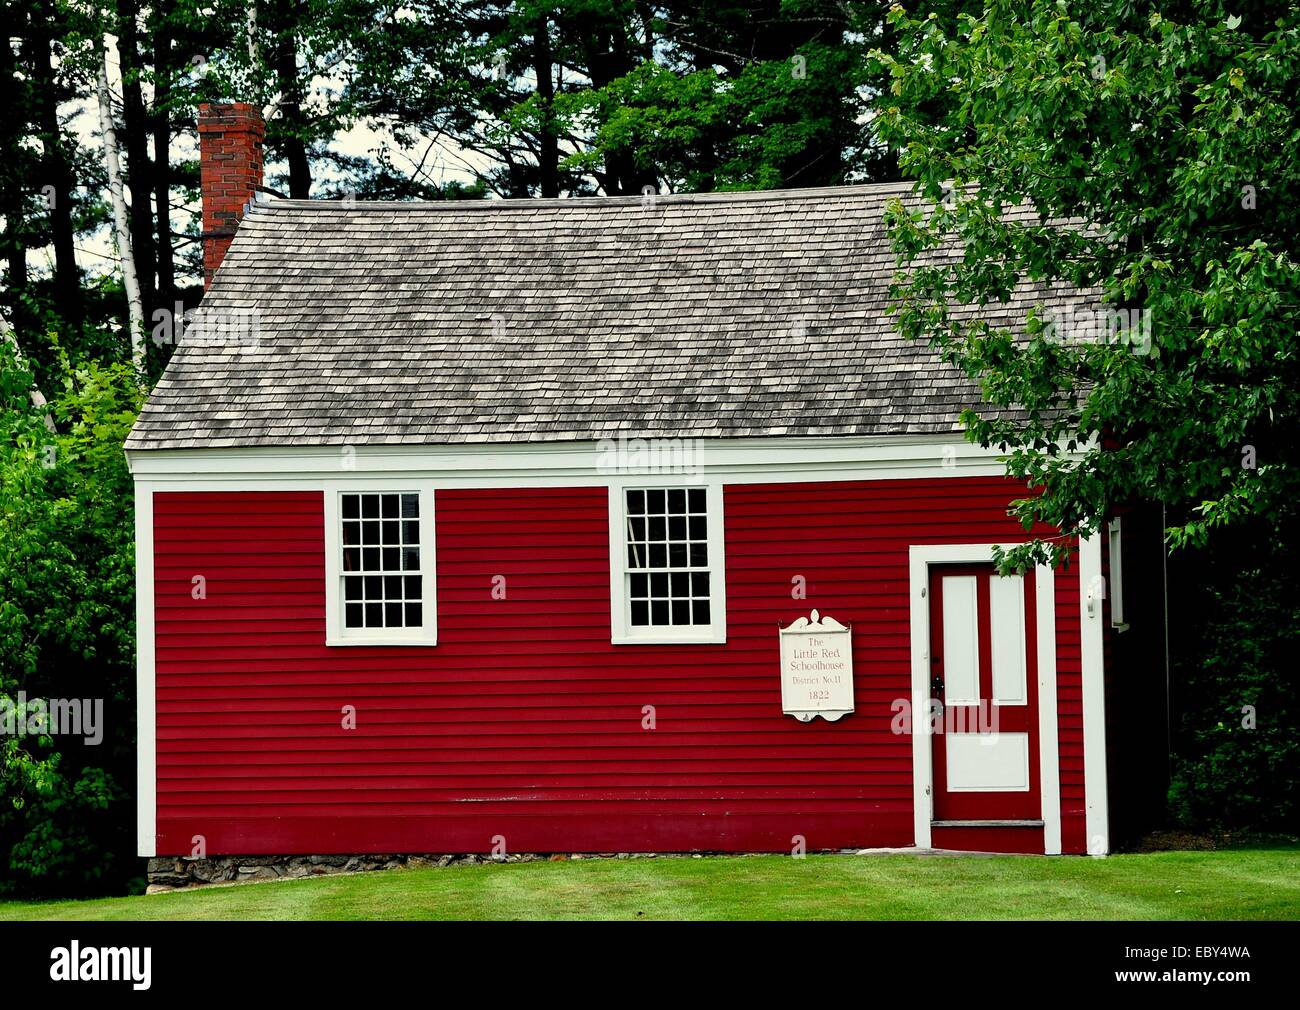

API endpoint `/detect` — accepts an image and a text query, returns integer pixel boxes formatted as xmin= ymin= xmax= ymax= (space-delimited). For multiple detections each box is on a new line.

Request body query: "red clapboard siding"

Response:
xmin=151 ymin=478 xmax=1086 ymax=854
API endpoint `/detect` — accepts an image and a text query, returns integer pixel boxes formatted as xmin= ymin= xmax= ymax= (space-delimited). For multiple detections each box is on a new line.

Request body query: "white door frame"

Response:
xmin=908 ymin=544 xmax=1062 ymax=854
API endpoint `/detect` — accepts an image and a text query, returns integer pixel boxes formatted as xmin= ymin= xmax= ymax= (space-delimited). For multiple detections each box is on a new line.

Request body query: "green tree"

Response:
xmin=348 ymin=2 xmax=894 ymax=196
xmin=569 ymin=1 xmax=881 ymax=191
xmin=876 ymin=1 xmax=1300 ymax=833
xmin=874 ymin=1 xmax=1300 ymax=567
xmin=0 ymin=337 xmax=141 ymax=895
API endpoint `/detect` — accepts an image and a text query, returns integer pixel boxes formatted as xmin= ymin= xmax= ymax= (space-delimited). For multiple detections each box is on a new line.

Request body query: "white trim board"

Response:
xmin=126 ymin=433 xmax=1062 ymax=484
xmin=1079 ymin=533 xmax=1110 ymax=855
xmin=134 ymin=483 xmax=157 ymax=858
xmin=907 ymin=544 xmax=1064 ymax=854
xmin=1034 ymin=565 xmax=1062 ymax=855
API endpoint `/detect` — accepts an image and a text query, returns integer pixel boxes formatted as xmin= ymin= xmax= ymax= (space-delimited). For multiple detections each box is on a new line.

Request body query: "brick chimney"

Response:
xmin=197 ymin=102 xmax=265 ymax=287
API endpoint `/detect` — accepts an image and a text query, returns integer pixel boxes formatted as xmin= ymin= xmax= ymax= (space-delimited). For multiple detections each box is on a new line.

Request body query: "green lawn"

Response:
xmin=3 ymin=850 xmax=1298 ymax=921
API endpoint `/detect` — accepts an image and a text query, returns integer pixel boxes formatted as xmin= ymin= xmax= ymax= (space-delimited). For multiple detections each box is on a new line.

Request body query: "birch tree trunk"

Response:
xmin=1 ymin=317 xmax=56 ymax=433
xmin=96 ymin=42 xmax=146 ymax=377
xmin=114 ymin=0 xmax=158 ymax=323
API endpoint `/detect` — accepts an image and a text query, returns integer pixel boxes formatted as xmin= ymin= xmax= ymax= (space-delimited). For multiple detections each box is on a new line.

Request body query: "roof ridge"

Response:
xmin=257 ymin=181 xmax=917 ymax=213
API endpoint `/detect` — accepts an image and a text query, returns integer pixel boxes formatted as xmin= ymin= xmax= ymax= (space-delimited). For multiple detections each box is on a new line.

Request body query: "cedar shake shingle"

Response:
xmin=125 ymin=182 xmax=1086 ymax=450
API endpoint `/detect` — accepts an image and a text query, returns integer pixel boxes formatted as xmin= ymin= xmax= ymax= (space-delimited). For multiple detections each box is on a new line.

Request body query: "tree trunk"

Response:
xmin=115 ymin=0 xmax=157 ymax=319
xmin=0 ymin=179 xmax=29 ymax=333
xmin=28 ymin=10 xmax=82 ymax=328
xmin=0 ymin=29 xmax=30 ymax=339
xmin=152 ymin=0 xmax=175 ymax=308
xmin=273 ymin=0 xmax=311 ymax=198
xmin=578 ymin=24 xmax=657 ymax=196
xmin=97 ymin=46 xmax=146 ymax=376
xmin=534 ymin=17 xmax=559 ymax=198
xmin=35 ymin=78 xmax=81 ymax=329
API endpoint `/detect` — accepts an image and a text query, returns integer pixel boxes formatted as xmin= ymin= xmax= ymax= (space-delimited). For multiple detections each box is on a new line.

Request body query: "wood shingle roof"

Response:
xmin=125 ymin=182 xmax=1074 ymax=451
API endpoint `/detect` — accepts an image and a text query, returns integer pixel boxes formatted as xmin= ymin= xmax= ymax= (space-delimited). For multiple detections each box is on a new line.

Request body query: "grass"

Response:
xmin=3 ymin=849 xmax=1298 ymax=921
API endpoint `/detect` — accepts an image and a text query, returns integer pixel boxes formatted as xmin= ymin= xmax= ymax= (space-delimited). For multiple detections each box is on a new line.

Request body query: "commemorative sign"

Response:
xmin=779 ymin=610 xmax=854 ymax=722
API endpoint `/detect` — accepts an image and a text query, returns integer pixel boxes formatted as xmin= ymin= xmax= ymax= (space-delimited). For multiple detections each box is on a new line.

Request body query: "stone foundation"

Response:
xmin=145 ymin=851 xmax=660 ymax=891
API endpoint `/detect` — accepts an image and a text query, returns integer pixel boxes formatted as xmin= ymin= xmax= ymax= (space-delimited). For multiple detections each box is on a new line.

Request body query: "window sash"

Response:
xmin=324 ymin=486 xmax=437 ymax=646
xmin=338 ymin=492 xmax=425 ymax=632
xmin=611 ymin=483 xmax=725 ymax=643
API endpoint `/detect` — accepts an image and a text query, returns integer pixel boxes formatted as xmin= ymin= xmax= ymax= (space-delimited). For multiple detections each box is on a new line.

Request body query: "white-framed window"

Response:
xmin=608 ymin=482 xmax=727 ymax=644
xmin=324 ymin=485 xmax=437 ymax=646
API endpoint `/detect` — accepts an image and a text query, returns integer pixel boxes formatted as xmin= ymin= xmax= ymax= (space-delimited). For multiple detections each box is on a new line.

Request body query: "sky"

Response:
xmin=62 ymin=33 xmax=482 ymax=284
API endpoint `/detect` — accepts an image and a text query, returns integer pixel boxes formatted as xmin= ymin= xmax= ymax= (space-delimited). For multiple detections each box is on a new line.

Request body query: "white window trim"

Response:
xmin=324 ymin=484 xmax=438 ymax=646
xmin=608 ymin=481 xmax=727 ymax=645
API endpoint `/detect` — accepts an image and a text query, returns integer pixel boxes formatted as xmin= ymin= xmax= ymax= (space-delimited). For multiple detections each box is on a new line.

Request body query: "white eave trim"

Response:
xmin=125 ymin=433 xmax=1074 ymax=486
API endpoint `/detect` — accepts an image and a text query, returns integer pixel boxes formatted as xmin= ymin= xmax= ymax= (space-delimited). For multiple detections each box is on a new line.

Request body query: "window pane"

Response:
xmin=340 ymin=492 xmax=428 ymax=632
xmin=622 ymin=486 xmax=714 ymax=633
